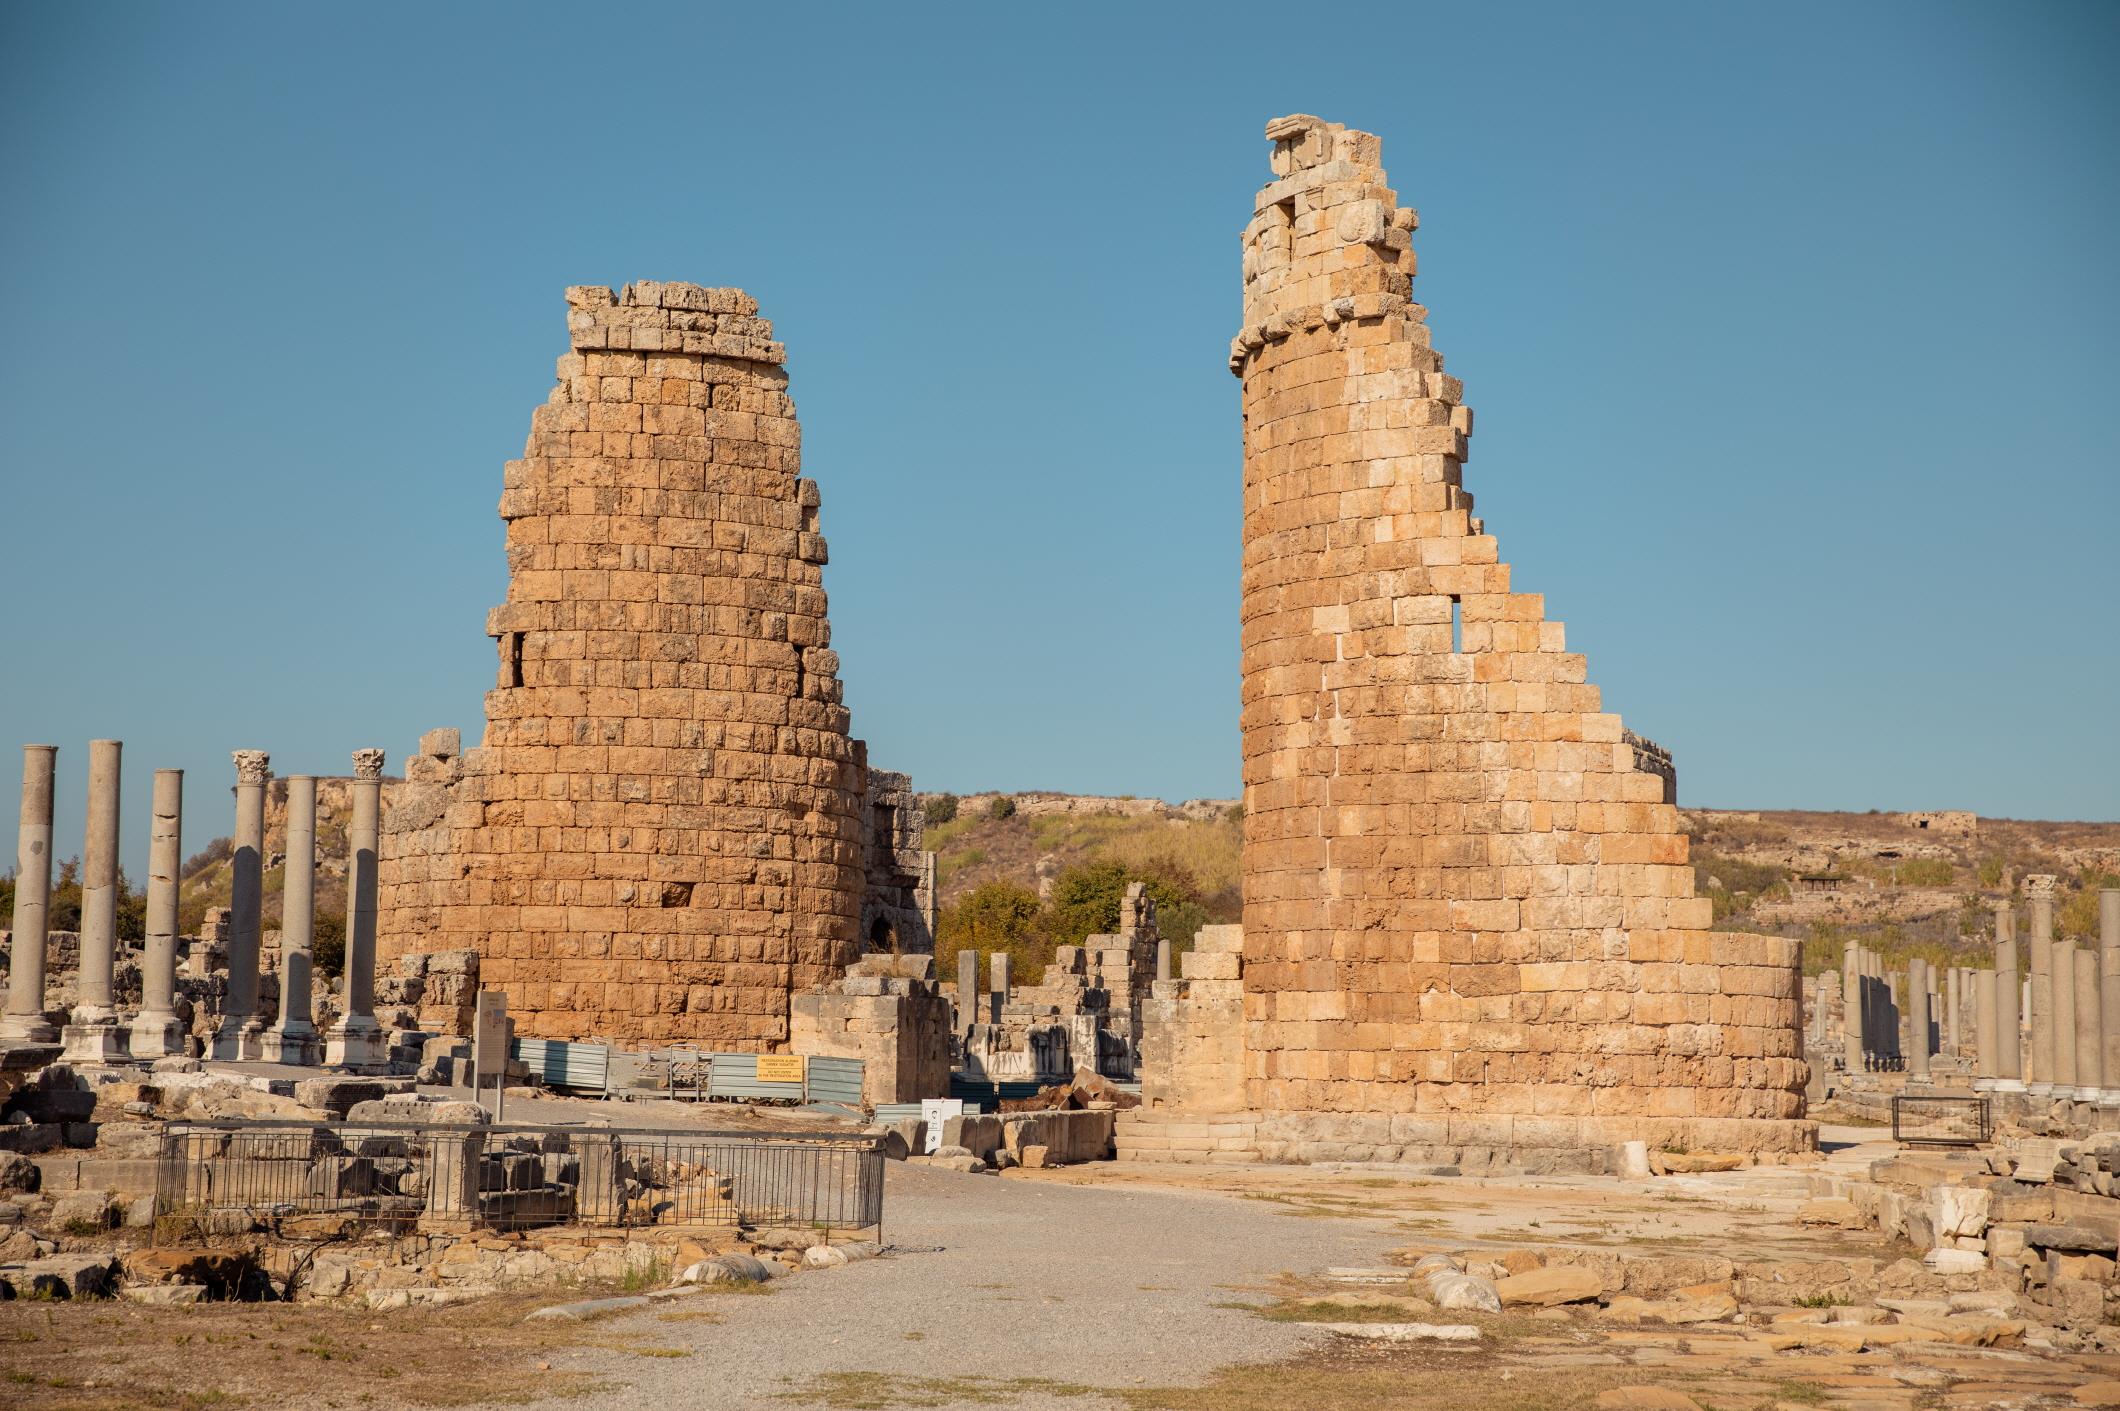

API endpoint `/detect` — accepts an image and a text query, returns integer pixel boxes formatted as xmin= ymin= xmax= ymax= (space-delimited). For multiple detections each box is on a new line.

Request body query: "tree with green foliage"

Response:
xmin=312 ymin=911 xmax=347 ymax=975
xmin=988 ymin=796 xmax=1016 ymax=821
xmin=936 ymin=880 xmax=1044 ymax=992
xmin=922 ymin=794 xmax=959 ymax=826
xmin=1043 ymin=858 xmax=1210 ymax=949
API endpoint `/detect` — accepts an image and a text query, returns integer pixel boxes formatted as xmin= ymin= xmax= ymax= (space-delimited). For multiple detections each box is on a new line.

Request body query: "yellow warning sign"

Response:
xmin=756 ymin=1054 xmax=807 ymax=1084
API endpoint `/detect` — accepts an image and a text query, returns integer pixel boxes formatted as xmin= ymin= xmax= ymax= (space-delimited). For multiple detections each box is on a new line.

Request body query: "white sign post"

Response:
xmin=919 ymin=1097 xmax=963 ymax=1154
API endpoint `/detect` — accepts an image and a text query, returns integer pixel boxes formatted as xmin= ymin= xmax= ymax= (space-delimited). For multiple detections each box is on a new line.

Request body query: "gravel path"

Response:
xmin=511 ymin=1162 xmax=1395 ymax=1411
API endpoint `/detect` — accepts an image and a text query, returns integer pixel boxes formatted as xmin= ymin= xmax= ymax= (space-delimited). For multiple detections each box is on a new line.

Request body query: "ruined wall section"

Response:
xmin=376 ymin=283 xmax=865 ymax=1048
xmin=1232 ymin=118 xmax=1806 ymax=1151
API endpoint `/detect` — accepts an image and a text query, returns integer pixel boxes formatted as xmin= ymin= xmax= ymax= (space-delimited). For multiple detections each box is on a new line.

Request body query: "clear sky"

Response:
xmin=2 ymin=2 xmax=2115 ymax=877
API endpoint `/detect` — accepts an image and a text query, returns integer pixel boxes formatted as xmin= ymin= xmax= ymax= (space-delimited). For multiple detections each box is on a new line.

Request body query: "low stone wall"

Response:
xmin=929 ymin=1109 xmax=1116 ymax=1168
xmin=1119 ymin=1109 xmax=1813 ymax=1174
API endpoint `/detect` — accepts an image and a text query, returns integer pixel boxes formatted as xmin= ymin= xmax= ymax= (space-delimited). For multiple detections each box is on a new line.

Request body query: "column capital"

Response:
xmin=232 ymin=749 xmax=272 ymax=785
xmin=2028 ymin=873 xmax=2058 ymax=899
xmin=352 ymin=748 xmax=387 ymax=780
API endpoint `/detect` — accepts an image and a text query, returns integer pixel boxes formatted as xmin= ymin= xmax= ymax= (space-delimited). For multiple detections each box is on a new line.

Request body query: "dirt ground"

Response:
xmin=4 ymin=1127 xmax=2115 ymax=1411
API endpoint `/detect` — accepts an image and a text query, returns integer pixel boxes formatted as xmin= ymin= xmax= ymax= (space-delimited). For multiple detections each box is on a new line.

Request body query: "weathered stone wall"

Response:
xmin=376 ymin=283 xmax=867 ymax=1048
xmin=1227 ymin=116 xmax=1807 ymax=1153
xmin=790 ymin=954 xmax=950 ymax=1105
xmin=1140 ymin=924 xmax=1246 ymax=1113
xmin=856 ymin=763 xmax=934 ymax=956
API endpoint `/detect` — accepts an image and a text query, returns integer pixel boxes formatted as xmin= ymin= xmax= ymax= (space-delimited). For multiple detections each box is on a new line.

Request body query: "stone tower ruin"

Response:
xmin=376 ymin=282 xmax=924 ymax=1048
xmin=1135 ymin=117 xmax=1809 ymax=1165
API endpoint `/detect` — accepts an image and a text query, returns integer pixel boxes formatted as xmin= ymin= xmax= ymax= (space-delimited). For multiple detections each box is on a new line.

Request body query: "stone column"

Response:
xmin=214 ymin=749 xmax=270 ymax=1060
xmin=2077 ymin=945 xmax=2105 ymax=1101
xmin=2028 ymin=879 xmax=2056 ymax=1094
xmin=1156 ymin=937 xmax=1172 ymax=984
xmin=957 ymin=949 xmax=978 ymax=1031
xmin=1907 ymin=957 xmax=1930 ymax=1080
xmin=1946 ymin=966 xmax=1962 ymax=1057
xmin=129 ymin=768 xmax=187 ymax=1057
xmin=989 ymin=951 xmax=1011 ymax=1024
xmin=2 ymin=745 xmax=59 ymax=1043
xmin=261 ymin=775 xmax=321 ymax=1065
xmin=1842 ymin=942 xmax=1863 ymax=1072
xmin=1995 ymin=902 xmax=2023 ymax=1089
xmin=2102 ymin=891 xmax=2120 ymax=1109
xmin=1972 ymin=970 xmax=1997 ymax=1085
xmin=2055 ymin=938 xmax=2081 ymax=1097
xmin=61 ymin=740 xmax=129 ymax=1062
xmin=325 ymin=750 xmax=388 ymax=1069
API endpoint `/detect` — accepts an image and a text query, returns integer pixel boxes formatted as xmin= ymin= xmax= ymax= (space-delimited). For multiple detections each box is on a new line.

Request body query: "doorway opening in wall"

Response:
xmin=869 ymin=915 xmax=898 ymax=953
xmin=1450 ymin=596 xmax=1462 ymax=654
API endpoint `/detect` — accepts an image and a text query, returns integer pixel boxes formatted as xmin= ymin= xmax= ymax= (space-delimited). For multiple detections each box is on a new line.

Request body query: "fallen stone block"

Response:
xmin=1427 ymin=1271 xmax=1501 ymax=1312
xmin=2 ymin=1254 xmax=119 ymax=1299
xmin=1496 ymin=1266 xmax=1601 ymax=1306
xmin=2028 ymin=1224 xmax=2120 ymax=1253
xmin=524 ymin=1294 xmax=653 ymax=1321
xmin=121 ymin=1284 xmax=206 ymax=1306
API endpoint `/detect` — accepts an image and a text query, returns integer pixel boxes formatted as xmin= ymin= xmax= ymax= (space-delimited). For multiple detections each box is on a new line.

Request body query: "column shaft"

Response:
xmin=2029 ymin=883 xmax=2056 ymax=1089
xmin=1908 ymin=957 xmax=1930 ymax=1079
xmin=1995 ymin=903 xmax=2022 ymax=1086
xmin=2 ymin=745 xmax=59 ymax=1042
xmin=1946 ymin=967 xmax=1962 ymax=1056
xmin=2102 ymin=891 xmax=2120 ymax=1105
xmin=130 ymin=769 xmax=187 ymax=1057
xmin=215 ymin=750 xmax=270 ymax=1059
xmin=262 ymin=776 xmax=320 ymax=1064
xmin=1841 ymin=943 xmax=1862 ymax=1071
xmin=326 ymin=749 xmax=388 ymax=1069
xmin=1973 ymin=970 xmax=1996 ymax=1081
xmin=61 ymin=741 xmax=130 ymax=1062
xmin=73 ymin=740 xmax=122 ymax=1022
xmin=2077 ymin=945 xmax=2104 ymax=1098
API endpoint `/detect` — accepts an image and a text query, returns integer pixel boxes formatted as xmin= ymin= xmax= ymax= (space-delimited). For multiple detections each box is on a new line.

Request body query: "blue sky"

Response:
xmin=2 ymin=2 xmax=2115 ymax=875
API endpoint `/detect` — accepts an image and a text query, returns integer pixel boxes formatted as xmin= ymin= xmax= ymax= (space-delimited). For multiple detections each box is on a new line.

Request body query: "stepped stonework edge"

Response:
xmin=1128 ymin=116 xmax=1813 ymax=1169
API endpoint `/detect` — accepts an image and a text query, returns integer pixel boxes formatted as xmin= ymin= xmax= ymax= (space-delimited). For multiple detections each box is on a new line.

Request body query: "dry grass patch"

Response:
xmin=0 ymin=1289 xmax=638 ymax=1409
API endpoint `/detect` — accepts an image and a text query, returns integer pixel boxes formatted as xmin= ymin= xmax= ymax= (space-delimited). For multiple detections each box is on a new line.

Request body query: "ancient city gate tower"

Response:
xmin=1139 ymin=117 xmax=1809 ymax=1162
xmin=377 ymin=282 xmax=904 ymax=1048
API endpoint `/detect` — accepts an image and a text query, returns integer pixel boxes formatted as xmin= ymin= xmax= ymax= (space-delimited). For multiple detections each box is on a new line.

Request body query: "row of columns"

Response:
xmin=2 ymin=742 xmax=389 ymax=1069
xmin=1966 ymin=880 xmax=2120 ymax=1101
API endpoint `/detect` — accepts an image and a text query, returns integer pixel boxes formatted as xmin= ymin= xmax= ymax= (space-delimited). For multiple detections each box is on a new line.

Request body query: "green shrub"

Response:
xmin=1975 ymin=856 xmax=2006 ymax=888
xmin=922 ymin=794 xmax=959 ymax=826
xmin=312 ymin=911 xmax=347 ymax=975
xmin=988 ymin=796 xmax=1017 ymax=821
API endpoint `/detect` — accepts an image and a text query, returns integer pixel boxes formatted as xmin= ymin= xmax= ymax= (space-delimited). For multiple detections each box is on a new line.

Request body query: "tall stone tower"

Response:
xmin=376 ymin=282 xmax=867 ymax=1048
xmin=1218 ymin=116 xmax=1806 ymax=1158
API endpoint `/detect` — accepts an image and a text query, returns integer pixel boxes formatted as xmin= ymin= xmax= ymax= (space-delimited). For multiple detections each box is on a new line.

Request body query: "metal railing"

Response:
xmin=1891 ymin=1094 xmax=1992 ymax=1147
xmin=153 ymin=1120 xmax=884 ymax=1243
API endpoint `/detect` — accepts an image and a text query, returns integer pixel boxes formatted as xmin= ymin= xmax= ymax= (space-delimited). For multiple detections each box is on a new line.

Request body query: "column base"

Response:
xmin=210 ymin=1018 xmax=258 ymax=1061
xmin=324 ymin=1020 xmax=390 ymax=1070
xmin=128 ymin=1012 xmax=188 ymax=1060
xmin=2027 ymin=1082 xmax=2054 ymax=1097
xmin=0 ymin=1013 xmax=60 ymax=1045
xmin=259 ymin=1027 xmax=322 ymax=1066
xmin=1991 ymin=1078 xmax=2027 ymax=1093
xmin=59 ymin=1021 xmax=132 ymax=1064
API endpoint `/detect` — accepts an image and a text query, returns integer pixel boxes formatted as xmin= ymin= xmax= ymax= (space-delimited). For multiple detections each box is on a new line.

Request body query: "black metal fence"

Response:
xmin=153 ymin=1120 xmax=884 ymax=1243
xmin=1891 ymin=1094 xmax=1992 ymax=1147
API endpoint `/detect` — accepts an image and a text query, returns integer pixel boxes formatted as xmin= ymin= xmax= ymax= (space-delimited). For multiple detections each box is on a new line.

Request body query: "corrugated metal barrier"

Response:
xmin=509 ymin=1039 xmax=863 ymax=1106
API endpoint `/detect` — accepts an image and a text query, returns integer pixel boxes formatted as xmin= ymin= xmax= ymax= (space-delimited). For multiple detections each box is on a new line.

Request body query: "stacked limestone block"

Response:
xmin=790 ymin=954 xmax=951 ymax=1105
xmin=1139 ymin=925 xmax=1247 ymax=1114
xmin=1222 ymin=117 xmax=1808 ymax=1157
xmin=376 ymin=283 xmax=865 ymax=1048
